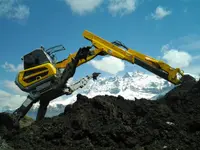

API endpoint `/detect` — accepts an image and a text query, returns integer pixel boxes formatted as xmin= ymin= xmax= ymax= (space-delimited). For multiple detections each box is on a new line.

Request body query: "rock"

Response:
xmin=2 ymin=78 xmax=200 ymax=150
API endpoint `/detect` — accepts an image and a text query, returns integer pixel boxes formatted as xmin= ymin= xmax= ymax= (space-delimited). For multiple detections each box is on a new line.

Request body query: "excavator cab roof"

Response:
xmin=21 ymin=45 xmax=66 ymax=70
xmin=22 ymin=49 xmax=52 ymax=70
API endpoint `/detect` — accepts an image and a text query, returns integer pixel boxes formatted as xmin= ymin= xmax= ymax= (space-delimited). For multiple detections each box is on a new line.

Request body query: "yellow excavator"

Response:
xmin=0 ymin=30 xmax=188 ymax=137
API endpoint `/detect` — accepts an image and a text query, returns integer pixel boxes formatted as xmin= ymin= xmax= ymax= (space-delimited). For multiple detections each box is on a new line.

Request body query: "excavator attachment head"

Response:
xmin=92 ymin=72 xmax=101 ymax=80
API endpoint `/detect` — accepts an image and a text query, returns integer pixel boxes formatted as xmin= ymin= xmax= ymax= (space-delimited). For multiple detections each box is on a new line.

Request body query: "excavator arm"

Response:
xmin=0 ymin=29 xmax=186 ymax=138
xmin=56 ymin=30 xmax=184 ymax=85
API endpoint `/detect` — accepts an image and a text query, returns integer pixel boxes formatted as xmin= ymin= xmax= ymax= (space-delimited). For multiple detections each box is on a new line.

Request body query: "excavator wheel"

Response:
xmin=0 ymin=112 xmax=19 ymax=138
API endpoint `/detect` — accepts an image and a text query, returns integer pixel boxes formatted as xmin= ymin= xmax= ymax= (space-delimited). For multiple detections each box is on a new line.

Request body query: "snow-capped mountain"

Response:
xmin=77 ymin=71 xmax=174 ymax=100
xmin=29 ymin=71 xmax=176 ymax=118
xmin=1 ymin=71 xmax=198 ymax=119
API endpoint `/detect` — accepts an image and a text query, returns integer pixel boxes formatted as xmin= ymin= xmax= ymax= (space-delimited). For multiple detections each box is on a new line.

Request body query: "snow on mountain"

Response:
xmin=45 ymin=70 xmax=175 ymax=110
xmin=77 ymin=71 xmax=174 ymax=100
xmin=51 ymin=71 xmax=199 ymax=105
xmin=2 ymin=71 xmax=198 ymax=119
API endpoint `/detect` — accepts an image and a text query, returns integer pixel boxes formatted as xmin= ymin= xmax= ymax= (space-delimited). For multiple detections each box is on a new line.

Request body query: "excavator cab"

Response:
xmin=23 ymin=48 xmax=52 ymax=69
xmin=0 ymin=30 xmax=192 ymax=139
xmin=15 ymin=45 xmax=66 ymax=93
xmin=22 ymin=45 xmax=66 ymax=68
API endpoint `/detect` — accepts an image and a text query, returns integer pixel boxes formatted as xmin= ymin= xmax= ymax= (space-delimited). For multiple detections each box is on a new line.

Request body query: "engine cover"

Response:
xmin=15 ymin=63 xmax=57 ymax=93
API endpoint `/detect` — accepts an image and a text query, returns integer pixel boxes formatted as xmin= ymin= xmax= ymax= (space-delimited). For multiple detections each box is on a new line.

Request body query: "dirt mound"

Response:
xmin=3 ymin=76 xmax=200 ymax=150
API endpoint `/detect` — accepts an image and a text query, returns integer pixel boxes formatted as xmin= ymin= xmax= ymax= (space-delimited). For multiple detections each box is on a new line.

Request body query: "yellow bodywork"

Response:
xmin=56 ymin=30 xmax=184 ymax=85
xmin=17 ymin=30 xmax=184 ymax=89
xmin=18 ymin=63 xmax=57 ymax=88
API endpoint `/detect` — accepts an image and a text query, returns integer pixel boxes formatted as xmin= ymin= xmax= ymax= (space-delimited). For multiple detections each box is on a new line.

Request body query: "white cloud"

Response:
xmin=0 ymin=81 xmax=73 ymax=110
xmin=3 ymin=80 xmax=27 ymax=96
xmin=183 ymin=65 xmax=200 ymax=76
xmin=0 ymin=88 xmax=76 ymax=110
xmin=0 ymin=0 xmax=30 ymax=20
xmin=64 ymin=0 xmax=103 ymax=15
xmin=108 ymin=0 xmax=138 ymax=16
xmin=89 ymin=56 xmax=125 ymax=74
xmin=162 ymin=49 xmax=192 ymax=68
xmin=0 ymin=90 xmax=10 ymax=97
xmin=63 ymin=0 xmax=139 ymax=16
xmin=0 ymin=80 xmax=27 ymax=109
xmin=151 ymin=6 xmax=171 ymax=20
xmin=161 ymin=44 xmax=170 ymax=52
xmin=160 ymin=42 xmax=200 ymax=76
xmin=0 ymin=79 xmax=74 ymax=110
xmin=1 ymin=62 xmax=23 ymax=72
xmin=0 ymin=89 xmax=27 ymax=109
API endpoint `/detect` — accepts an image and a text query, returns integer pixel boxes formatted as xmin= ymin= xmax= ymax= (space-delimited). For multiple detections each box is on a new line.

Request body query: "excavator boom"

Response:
xmin=0 ymin=29 xmax=187 ymax=138
xmin=56 ymin=30 xmax=184 ymax=85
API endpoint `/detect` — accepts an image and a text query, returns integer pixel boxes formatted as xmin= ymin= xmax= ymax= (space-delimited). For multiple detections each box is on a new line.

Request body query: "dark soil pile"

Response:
xmin=3 ymin=75 xmax=200 ymax=150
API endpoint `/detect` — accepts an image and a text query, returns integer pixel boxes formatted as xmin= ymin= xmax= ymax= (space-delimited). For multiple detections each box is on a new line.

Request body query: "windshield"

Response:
xmin=23 ymin=49 xmax=51 ymax=69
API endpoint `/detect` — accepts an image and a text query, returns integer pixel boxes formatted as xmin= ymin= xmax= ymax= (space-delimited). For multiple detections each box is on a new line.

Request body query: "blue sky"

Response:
xmin=0 ymin=0 xmax=200 ymax=108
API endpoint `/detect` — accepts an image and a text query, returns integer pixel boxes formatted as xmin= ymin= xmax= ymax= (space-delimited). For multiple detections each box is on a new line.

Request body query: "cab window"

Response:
xmin=23 ymin=49 xmax=50 ymax=69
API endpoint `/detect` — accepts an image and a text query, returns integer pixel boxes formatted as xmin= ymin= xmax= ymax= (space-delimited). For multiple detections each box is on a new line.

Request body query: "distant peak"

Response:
xmin=123 ymin=72 xmax=132 ymax=78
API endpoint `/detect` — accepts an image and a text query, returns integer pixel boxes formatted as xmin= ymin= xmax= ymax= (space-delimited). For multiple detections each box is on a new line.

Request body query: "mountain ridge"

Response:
xmin=1 ymin=71 xmax=198 ymax=119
